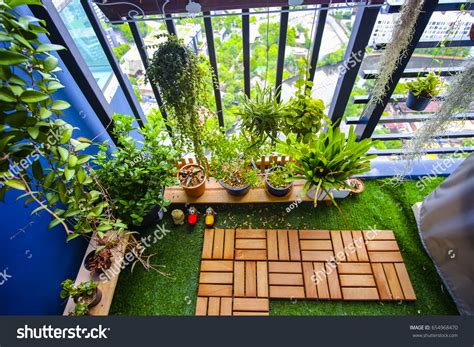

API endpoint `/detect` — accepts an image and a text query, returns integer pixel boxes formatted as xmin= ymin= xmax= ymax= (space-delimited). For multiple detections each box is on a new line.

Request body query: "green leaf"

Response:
xmin=32 ymin=160 xmax=43 ymax=180
xmin=0 ymin=134 xmax=16 ymax=152
xmin=64 ymin=167 xmax=74 ymax=182
xmin=74 ymin=142 xmax=90 ymax=151
xmin=5 ymin=179 xmax=26 ymax=190
xmin=57 ymin=147 xmax=69 ymax=162
xmin=47 ymin=81 xmax=64 ymax=91
xmin=7 ymin=0 xmax=44 ymax=6
xmin=68 ymin=154 xmax=78 ymax=168
xmin=43 ymin=56 xmax=58 ymax=72
xmin=51 ymin=100 xmax=70 ymax=111
xmin=48 ymin=218 xmax=62 ymax=230
xmin=77 ymin=167 xmax=86 ymax=183
xmin=60 ymin=127 xmax=72 ymax=144
xmin=27 ymin=127 xmax=39 ymax=139
xmin=39 ymin=108 xmax=53 ymax=120
xmin=0 ymin=88 xmax=16 ymax=102
xmin=67 ymin=233 xmax=81 ymax=241
xmin=0 ymin=50 xmax=28 ymax=65
xmin=20 ymin=90 xmax=49 ymax=103
xmin=36 ymin=43 xmax=66 ymax=53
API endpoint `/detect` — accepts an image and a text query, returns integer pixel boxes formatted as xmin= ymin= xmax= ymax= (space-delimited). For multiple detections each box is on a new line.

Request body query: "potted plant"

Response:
xmin=236 ymin=83 xmax=286 ymax=148
xmin=265 ymin=165 xmax=293 ymax=197
xmin=282 ymin=78 xmax=327 ymax=143
xmin=95 ymin=113 xmax=178 ymax=228
xmin=217 ymin=160 xmax=259 ymax=196
xmin=71 ymin=303 xmax=89 ymax=316
xmin=177 ymin=163 xmax=206 ymax=197
xmin=406 ymin=72 xmax=443 ymax=111
xmin=280 ymin=122 xmax=376 ymax=213
xmin=347 ymin=178 xmax=365 ymax=195
xmin=146 ymin=34 xmax=211 ymax=166
xmin=60 ymin=279 xmax=102 ymax=308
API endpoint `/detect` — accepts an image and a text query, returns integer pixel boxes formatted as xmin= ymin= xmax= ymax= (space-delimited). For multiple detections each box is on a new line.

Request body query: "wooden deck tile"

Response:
xmin=369 ymin=251 xmax=403 ymax=263
xmin=236 ymin=238 xmax=266 ymax=249
xmin=299 ymin=230 xmax=330 ymax=239
xmin=198 ymin=284 xmax=233 ymax=297
xmin=212 ymin=229 xmax=224 ymax=259
xmin=267 ymin=229 xmax=278 ymax=260
xmin=256 ymin=262 xmax=268 ymax=298
xmin=302 ymin=262 xmax=317 ymax=299
xmin=195 ymin=297 xmax=208 ymax=316
xmin=245 ymin=261 xmax=257 ymax=297
xmin=337 ymin=263 xmax=372 ymax=274
xmin=235 ymin=249 xmax=267 ymax=260
xmin=220 ymin=297 xmax=233 ymax=315
xmin=363 ymin=230 xmax=395 ymax=241
xmin=223 ymin=229 xmax=235 ymax=260
xmin=342 ymin=287 xmax=379 ymax=300
xmin=269 ymin=286 xmax=305 ymax=299
xmin=327 ymin=265 xmax=342 ymax=299
xmin=366 ymin=240 xmax=399 ymax=251
xmin=331 ymin=231 xmax=346 ymax=262
xmin=277 ymin=230 xmax=290 ymax=260
xmin=202 ymin=228 xmax=214 ymax=259
xmin=371 ymin=263 xmax=392 ymax=300
xmin=394 ymin=263 xmax=416 ymax=300
xmin=233 ymin=298 xmax=269 ymax=312
xmin=352 ymin=230 xmax=369 ymax=262
xmin=199 ymin=272 xmax=233 ymax=284
xmin=288 ymin=230 xmax=301 ymax=261
xmin=301 ymin=250 xmax=334 ymax=262
xmin=269 ymin=273 xmax=303 ymax=286
xmin=208 ymin=297 xmax=220 ymax=315
xmin=300 ymin=240 xmax=333 ymax=250
xmin=234 ymin=262 xmax=245 ymax=297
xmin=236 ymin=229 xmax=266 ymax=239
xmin=383 ymin=263 xmax=404 ymax=300
xmin=196 ymin=228 xmax=416 ymax=315
xmin=340 ymin=274 xmax=376 ymax=287
xmin=201 ymin=260 xmax=233 ymax=272
xmin=268 ymin=262 xmax=302 ymax=273
xmin=313 ymin=262 xmax=330 ymax=299
xmin=341 ymin=231 xmax=358 ymax=262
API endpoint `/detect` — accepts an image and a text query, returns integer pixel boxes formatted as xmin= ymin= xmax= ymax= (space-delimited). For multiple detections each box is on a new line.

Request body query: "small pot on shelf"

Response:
xmin=73 ymin=288 xmax=102 ymax=308
xmin=83 ymin=249 xmax=113 ymax=275
xmin=178 ymin=163 xmax=206 ymax=198
xmin=218 ymin=179 xmax=251 ymax=196
xmin=265 ymin=166 xmax=293 ymax=197
xmin=406 ymin=90 xmax=431 ymax=111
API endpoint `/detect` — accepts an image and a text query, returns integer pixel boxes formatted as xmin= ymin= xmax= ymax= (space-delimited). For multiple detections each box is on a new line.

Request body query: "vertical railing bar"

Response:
xmin=80 ymin=0 xmax=146 ymax=128
xmin=307 ymin=4 xmax=328 ymax=87
xmin=165 ymin=13 xmax=177 ymax=35
xmin=355 ymin=0 xmax=439 ymax=140
xmin=128 ymin=20 xmax=172 ymax=135
xmin=275 ymin=6 xmax=289 ymax=103
xmin=242 ymin=9 xmax=251 ymax=98
xmin=327 ymin=5 xmax=379 ymax=127
xmin=203 ymin=11 xmax=225 ymax=128
xmin=29 ymin=2 xmax=118 ymax=144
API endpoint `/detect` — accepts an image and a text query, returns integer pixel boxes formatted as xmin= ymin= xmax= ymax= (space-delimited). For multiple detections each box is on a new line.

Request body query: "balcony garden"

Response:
xmin=0 ymin=0 xmax=472 ymax=318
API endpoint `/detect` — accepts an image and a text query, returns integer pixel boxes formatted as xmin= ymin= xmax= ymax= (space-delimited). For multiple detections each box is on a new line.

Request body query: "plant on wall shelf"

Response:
xmin=146 ymin=33 xmax=211 ymax=166
xmin=405 ymin=72 xmax=444 ymax=111
xmin=282 ymin=78 xmax=327 ymax=143
xmin=95 ymin=113 xmax=178 ymax=226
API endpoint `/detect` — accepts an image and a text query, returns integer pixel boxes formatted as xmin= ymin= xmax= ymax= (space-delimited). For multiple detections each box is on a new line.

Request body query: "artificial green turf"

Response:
xmin=109 ymin=178 xmax=458 ymax=316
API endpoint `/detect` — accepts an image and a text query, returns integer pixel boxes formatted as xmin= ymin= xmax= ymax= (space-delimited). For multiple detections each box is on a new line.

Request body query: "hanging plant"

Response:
xmin=368 ymin=0 xmax=425 ymax=106
xmin=146 ymin=34 xmax=211 ymax=165
xmin=397 ymin=58 xmax=474 ymax=178
xmin=405 ymin=72 xmax=444 ymax=111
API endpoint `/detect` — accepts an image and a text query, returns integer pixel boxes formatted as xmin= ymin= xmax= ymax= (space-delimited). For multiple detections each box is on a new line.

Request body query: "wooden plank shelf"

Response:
xmin=165 ymin=178 xmax=331 ymax=204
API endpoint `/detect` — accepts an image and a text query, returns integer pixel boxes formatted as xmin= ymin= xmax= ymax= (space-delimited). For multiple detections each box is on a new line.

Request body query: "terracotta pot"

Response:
xmin=348 ymin=178 xmax=365 ymax=195
xmin=178 ymin=164 xmax=206 ymax=198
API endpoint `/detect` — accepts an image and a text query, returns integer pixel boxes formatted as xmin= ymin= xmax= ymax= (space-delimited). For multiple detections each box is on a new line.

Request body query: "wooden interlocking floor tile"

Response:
xmin=196 ymin=228 xmax=416 ymax=315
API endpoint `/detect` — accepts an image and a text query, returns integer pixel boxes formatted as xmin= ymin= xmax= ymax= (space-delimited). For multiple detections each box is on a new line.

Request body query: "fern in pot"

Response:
xmin=406 ymin=72 xmax=444 ymax=111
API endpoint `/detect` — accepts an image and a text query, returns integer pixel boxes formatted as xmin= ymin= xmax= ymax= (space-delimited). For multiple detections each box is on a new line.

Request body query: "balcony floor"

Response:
xmin=109 ymin=178 xmax=458 ymax=316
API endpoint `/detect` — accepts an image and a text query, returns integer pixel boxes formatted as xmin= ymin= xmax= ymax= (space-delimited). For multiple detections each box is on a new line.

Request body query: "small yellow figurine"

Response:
xmin=205 ymin=207 xmax=216 ymax=228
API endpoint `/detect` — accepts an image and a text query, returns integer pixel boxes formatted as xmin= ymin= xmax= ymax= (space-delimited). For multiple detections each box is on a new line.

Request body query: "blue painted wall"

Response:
xmin=0 ymin=6 xmax=135 ymax=315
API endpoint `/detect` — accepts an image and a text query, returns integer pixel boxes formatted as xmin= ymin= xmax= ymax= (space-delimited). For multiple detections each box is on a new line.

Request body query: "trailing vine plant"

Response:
xmin=146 ymin=33 xmax=211 ymax=166
xmin=367 ymin=0 xmax=425 ymax=106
